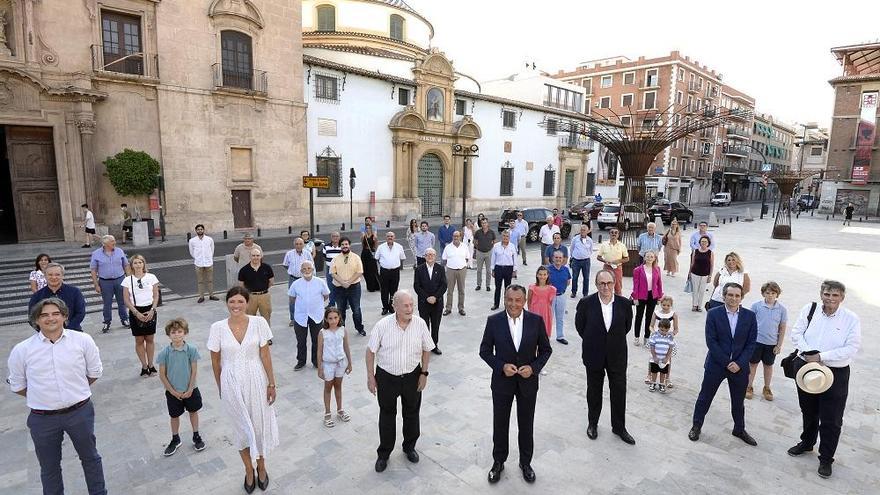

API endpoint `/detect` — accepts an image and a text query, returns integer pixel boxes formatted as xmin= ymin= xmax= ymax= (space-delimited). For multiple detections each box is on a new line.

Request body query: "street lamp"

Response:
xmin=349 ymin=168 xmax=356 ymax=231
xmin=452 ymin=143 xmax=479 ymax=227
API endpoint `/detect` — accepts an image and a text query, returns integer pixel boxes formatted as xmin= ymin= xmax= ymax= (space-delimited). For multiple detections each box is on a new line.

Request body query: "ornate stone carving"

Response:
xmin=36 ymin=33 xmax=57 ymax=66
xmin=0 ymin=8 xmax=12 ymax=56
xmin=75 ymin=119 xmax=96 ymax=134
xmin=208 ymin=0 xmax=264 ymax=29
xmin=0 ymin=81 xmax=12 ymax=105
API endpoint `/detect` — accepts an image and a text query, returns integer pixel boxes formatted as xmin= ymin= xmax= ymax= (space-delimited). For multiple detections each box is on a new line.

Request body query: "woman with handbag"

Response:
xmin=663 ymin=219 xmax=682 ymax=276
xmin=122 ymin=254 xmax=161 ymax=376
xmin=688 ymin=235 xmax=713 ymax=312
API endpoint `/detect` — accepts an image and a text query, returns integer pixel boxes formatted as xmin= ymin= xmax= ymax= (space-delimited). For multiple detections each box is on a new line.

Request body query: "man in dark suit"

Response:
xmin=574 ymin=269 xmax=634 ymax=444
xmin=689 ymin=282 xmax=759 ymax=446
xmin=413 ymin=248 xmax=447 ymax=355
xmin=479 ymin=285 xmax=552 ymax=484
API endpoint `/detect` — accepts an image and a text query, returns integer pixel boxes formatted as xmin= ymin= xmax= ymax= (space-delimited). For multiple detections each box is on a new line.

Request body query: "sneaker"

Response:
xmin=648 ymin=383 xmax=657 ymax=392
xmin=101 ymin=322 xmax=111 ymax=334
xmin=745 ymin=386 xmax=754 ymax=400
xmin=193 ymin=433 xmax=206 ymax=452
xmin=762 ymin=386 xmax=773 ymax=401
xmin=121 ymin=320 xmax=130 ymax=328
xmin=140 ymin=367 xmax=149 ymax=377
xmin=658 ymin=384 xmax=667 ymax=394
xmin=556 ymin=338 xmax=569 ymax=345
xmin=163 ymin=436 xmax=181 ymax=456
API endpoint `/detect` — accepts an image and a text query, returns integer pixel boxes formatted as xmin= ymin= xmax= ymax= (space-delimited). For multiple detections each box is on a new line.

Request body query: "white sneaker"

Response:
xmin=540 ymin=369 xmax=548 ymax=376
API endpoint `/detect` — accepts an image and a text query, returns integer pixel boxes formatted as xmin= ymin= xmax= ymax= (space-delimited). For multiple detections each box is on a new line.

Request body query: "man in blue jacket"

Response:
xmin=689 ymin=282 xmax=758 ymax=445
xmin=28 ymin=263 xmax=87 ymax=332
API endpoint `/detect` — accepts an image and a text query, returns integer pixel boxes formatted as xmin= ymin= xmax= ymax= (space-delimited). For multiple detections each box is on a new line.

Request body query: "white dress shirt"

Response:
xmin=490 ymin=242 xmax=519 ymax=271
xmin=368 ymin=315 xmax=435 ymax=375
xmin=507 ymin=312 xmax=523 ymax=351
xmin=188 ymin=235 xmax=215 ymax=267
xmin=600 ymin=296 xmax=614 ymax=331
xmin=442 ymin=242 xmax=470 ymax=269
xmin=790 ymin=304 xmax=861 ymax=367
xmin=7 ymin=329 xmax=103 ymax=410
xmin=539 ymin=224 xmax=560 ymax=245
xmin=375 ymin=242 xmax=406 ymax=269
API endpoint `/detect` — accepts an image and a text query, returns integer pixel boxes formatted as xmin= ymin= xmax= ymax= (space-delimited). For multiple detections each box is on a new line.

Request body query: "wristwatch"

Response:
xmin=420 ymin=371 xmax=429 ymax=376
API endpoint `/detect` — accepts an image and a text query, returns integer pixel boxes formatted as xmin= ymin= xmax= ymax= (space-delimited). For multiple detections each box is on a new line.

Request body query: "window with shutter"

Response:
xmin=455 ymin=99 xmax=466 ymax=116
xmin=543 ymin=169 xmax=555 ymax=196
xmin=398 ymin=88 xmax=411 ymax=105
xmin=221 ymin=31 xmax=253 ymax=89
xmin=390 ymin=14 xmax=404 ymax=41
xmin=315 ymin=74 xmax=339 ymax=101
xmin=500 ymin=167 xmax=514 ymax=196
xmin=317 ymin=5 xmax=336 ymax=31
xmin=502 ymin=110 xmax=517 ymax=129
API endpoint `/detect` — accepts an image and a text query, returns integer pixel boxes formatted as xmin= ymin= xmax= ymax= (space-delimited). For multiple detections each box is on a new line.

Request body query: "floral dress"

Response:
xmin=29 ymin=270 xmax=47 ymax=291
xmin=207 ymin=316 xmax=279 ymax=461
xmin=528 ymin=284 xmax=556 ymax=337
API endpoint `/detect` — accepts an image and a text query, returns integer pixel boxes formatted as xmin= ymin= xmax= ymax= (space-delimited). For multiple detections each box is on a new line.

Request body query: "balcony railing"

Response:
xmin=91 ymin=45 xmax=159 ymax=79
xmin=212 ymin=64 xmax=268 ymax=94
xmin=687 ymin=81 xmax=699 ymax=93
xmin=723 ymin=144 xmax=749 ymax=158
xmin=542 ymin=99 xmax=582 ymax=113
xmin=726 ymin=126 xmax=749 ymax=140
xmin=559 ymin=135 xmax=594 ymax=151
xmin=706 ymin=87 xmax=718 ymax=98
xmin=728 ymin=108 xmax=750 ymax=121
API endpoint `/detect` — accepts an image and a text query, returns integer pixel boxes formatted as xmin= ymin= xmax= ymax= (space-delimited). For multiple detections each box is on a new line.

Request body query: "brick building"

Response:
xmin=552 ymin=50 xmax=756 ymax=205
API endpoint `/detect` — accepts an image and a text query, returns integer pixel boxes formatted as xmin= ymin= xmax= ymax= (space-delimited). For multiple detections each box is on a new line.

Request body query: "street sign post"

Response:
xmin=303 ymin=175 xmax=330 ymax=237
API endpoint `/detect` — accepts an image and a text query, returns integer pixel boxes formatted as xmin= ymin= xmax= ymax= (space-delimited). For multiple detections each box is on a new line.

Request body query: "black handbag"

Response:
xmin=781 ymin=302 xmax=817 ymax=379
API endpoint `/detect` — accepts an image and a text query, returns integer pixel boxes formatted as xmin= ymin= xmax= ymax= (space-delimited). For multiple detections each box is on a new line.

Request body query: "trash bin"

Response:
xmin=761 ymin=204 xmax=769 ymax=215
xmin=313 ymin=239 xmax=326 ymax=272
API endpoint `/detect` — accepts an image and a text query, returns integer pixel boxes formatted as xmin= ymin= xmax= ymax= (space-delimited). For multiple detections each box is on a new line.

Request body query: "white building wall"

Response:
xmin=306 ymin=47 xmax=415 ymax=79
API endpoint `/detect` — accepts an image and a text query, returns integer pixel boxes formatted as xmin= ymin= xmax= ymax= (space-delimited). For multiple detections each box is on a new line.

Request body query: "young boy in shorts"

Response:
xmin=647 ymin=319 xmax=676 ymax=393
xmin=157 ymin=318 xmax=206 ymax=455
xmin=747 ymin=281 xmax=788 ymax=401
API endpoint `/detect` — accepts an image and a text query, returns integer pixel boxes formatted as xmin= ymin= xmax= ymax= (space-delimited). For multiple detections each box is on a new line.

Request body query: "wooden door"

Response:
xmin=6 ymin=127 xmax=63 ymax=242
xmin=231 ymin=190 xmax=252 ymax=228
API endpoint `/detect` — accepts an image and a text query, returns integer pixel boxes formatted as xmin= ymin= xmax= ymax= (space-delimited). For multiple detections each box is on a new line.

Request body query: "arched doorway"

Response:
xmin=418 ymin=153 xmax=443 ymax=216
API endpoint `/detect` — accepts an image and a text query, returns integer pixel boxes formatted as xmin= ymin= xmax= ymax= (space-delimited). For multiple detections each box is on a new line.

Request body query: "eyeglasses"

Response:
xmin=597 ymin=281 xmax=615 ymax=286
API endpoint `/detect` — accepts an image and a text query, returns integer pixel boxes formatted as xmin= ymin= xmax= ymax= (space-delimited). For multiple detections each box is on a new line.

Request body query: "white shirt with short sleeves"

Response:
xmin=368 ymin=314 xmax=434 ymax=375
xmin=121 ymin=273 xmax=159 ymax=307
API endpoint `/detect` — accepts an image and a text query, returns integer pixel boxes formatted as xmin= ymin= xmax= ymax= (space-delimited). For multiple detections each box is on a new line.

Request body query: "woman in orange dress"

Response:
xmin=527 ymin=266 xmax=556 ymax=338
xmin=663 ymin=219 xmax=682 ymax=276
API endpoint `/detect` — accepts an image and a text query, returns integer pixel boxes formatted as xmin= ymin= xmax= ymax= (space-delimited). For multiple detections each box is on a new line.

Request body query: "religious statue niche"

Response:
xmin=426 ymin=87 xmax=443 ymax=122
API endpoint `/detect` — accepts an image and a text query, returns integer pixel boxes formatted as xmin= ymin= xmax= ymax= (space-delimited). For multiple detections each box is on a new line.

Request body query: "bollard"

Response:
xmin=341 ymin=223 xmax=346 ymax=231
xmin=598 ymin=234 xmax=603 ymax=243
xmin=288 ymin=226 xmax=292 ymax=234
xmin=386 ymin=220 xmax=391 ymax=228
xmin=736 ymin=216 xmax=739 ymax=222
xmin=722 ymin=218 xmax=726 ymax=224
xmin=826 ymin=215 xmax=829 ymax=220
xmin=187 ymin=232 xmax=191 ymax=242
xmin=223 ymin=230 xmax=228 ymax=239
xmin=316 ymin=224 xmax=320 ymax=232
xmin=257 ymin=227 xmax=261 ymax=237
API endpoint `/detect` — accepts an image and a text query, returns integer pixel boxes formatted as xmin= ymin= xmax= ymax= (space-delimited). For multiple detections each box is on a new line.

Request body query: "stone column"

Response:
xmin=75 ymin=118 xmax=98 ymax=213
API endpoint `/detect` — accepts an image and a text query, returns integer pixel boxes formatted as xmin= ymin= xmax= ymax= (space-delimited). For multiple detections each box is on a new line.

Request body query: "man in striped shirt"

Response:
xmin=366 ymin=290 xmax=434 ymax=473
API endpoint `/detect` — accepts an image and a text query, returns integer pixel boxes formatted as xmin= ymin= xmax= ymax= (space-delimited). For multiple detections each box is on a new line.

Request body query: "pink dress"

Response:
xmin=528 ymin=284 xmax=556 ymax=337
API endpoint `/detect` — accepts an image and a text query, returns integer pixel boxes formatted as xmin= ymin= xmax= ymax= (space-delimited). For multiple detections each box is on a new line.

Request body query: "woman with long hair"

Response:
xmin=29 ymin=253 xmax=52 ymax=292
xmin=361 ymin=224 xmax=381 ymax=292
xmin=121 ymin=254 xmax=160 ymax=376
xmin=631 ymin=250 xmax=663 ymax=346
xmin=406 ymin=219 xmax=418 ymax=268
xmin=708 ymin=252 xmax=751 ymax=310
xmin=688 ymin=235 xmax=714 ymax=312
xmin=663 ymin=219 xmax=682 ymax=276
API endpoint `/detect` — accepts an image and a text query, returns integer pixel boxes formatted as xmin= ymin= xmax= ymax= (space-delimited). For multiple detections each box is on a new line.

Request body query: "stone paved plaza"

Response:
xmin=1 ymin=216 xmax=878 ymax=495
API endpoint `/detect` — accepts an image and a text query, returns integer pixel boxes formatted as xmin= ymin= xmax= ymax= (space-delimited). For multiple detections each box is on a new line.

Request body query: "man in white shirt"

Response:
xmin=489 ymin=231 xmax=518 ymax=311
xmin=786 ymin=280 xmax=861 ymax=479
xmin=188 ymin=224 xmax=217 ymax=303
xmin=282 ymin=237 xmax=314 ymax=326
xmin=514 ymin=211 xmax=529 ymax=266
xmin=7 ymin=298 xmax=106 ymax=495
xmin=80 ymin=203 xmax=97 ymax=248
xmin=375 ymin=231 xmax=407 ymax=315
xmin=366 ymin=290 xmax=434 ymax=473
xmin=538 ymin=216 xmax=560 ymax=265
xmin=442 ymin=230 xmax=470 ymax=316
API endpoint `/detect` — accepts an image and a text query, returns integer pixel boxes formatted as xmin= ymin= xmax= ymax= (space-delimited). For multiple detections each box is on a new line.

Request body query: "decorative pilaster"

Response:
xmin=75 ymin=118 xmax=98 ymax=211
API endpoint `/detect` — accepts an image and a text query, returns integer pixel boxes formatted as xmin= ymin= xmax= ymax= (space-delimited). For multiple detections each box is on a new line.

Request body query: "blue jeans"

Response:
xmin=570 ymin=258 xmax=591 ymax=297
xmin=552 ymin=294 xmax=566 ymax=339
xmin=325 ymin=267 xmax=337 ymax=307
xmin=287 ymin=275 xmax=300 ymax=321
xmin=98 ymin=276 xmax=126 ymax=324
xmin=336 ymin=282 xmax=364 ymax=332
xmin=27 ymin=399 xmax=106 ymax=495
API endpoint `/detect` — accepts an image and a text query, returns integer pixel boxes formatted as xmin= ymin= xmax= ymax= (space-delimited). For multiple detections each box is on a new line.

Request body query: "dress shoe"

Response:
xmin=404 ymin=450 xmax=419 ymax=463
xmin=732 ymin=429 xmax=757 ymax=446
xmin=257 ymin=471 xmax=269 ymax=491
xmin=244 ymin=470 xmax=256 ymax=494
xmin=442 ymin=309 xmax=451 ymax=316
xmin=490 ymin=305 xmax=499 ymax=310
xmin=475 ymin=286 xmax=481 ymax=291
xmin=787 ymin=442 xmax=814 ymax=457
xmin=688 ymin=426 xmax=701 ymax=442
xmin=197 ymin=297 xmax=205 ymax=303
xmin=486 ymin=286 xmax=491 ymax=291
xmin=431 ymin=347 xmax=442 ymax=355
xmin=389 ymin=308 xmax=395 ymax=313
xmin=613 ymin=429 xmax=635 ymax=445
xmin=209 ymin=296 xmax=219 ymax=301
xmin=586 ymin=424 xmax=598 ymax=440
xmin=519 ymin=463 xmax=536 ymax=483
xmin=556 ymin=338 xmax=569 ymax=345
xmin=487 ymin=462 xmax=504 ymax=483
xmin=381 ymin=309 xmax=389 ymax=315
xmin=459 ymin=310 xmax=466 ymax=316
xmin=818 ymin=462 xmax=832 ymax=479
xmin=294 ymin=362 xmax=305 ymax=371
xmin=375 ymin=458 xmax=388 ymax=472
xmin=358 ymin=329 xmax=366 ymax=336
xmin=101 ymin=322 xmax=111 ymax=334
xmin=570 ymin=293 xmax=576 ymax=298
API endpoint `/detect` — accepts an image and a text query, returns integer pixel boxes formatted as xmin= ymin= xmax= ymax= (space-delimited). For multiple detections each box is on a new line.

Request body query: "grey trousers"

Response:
xmin=475 ymin=250 xmax=492 ymax=286
xmin=444 ymin=267 xmax=467 ymax=311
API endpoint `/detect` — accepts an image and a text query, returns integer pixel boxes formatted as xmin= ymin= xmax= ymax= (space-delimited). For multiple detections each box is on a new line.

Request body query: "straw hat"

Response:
xmin=796 ymin=362 xmax=834 ymax=394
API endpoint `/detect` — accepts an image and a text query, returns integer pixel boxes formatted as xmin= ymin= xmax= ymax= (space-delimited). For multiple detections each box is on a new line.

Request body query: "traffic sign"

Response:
xmin=761 ymin=163 xmax=772 ymax=172
xmin=302 ymin=176 xmax=330 ymax=189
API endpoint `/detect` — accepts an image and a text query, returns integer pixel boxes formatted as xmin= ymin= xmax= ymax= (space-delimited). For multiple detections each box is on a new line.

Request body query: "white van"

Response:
xmin=710 ymin=192 xmax=731 ymax=207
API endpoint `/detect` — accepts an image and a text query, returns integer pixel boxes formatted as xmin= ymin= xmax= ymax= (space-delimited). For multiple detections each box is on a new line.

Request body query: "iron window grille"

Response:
xmin=500 ymin=162 xmax=514 ymax=196
xmin=543 ymin=166 xmax=556 ymax=197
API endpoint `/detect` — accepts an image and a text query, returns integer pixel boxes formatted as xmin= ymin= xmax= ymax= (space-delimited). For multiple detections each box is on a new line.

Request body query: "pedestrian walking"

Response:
xmin=636 ymin=223 xmax=663 ymax=264
xmin=29 ymin=253 xmax=51 ymax=293
xmin=282 ymin=237 xmax=313 ymax=326
xmin=238 ymin=247 xmax=275 ymax=326
xmin=188 ymin=224 xmax=217 ymax=303
xmin=437 ymin=215 xmax=455 ymax=253
xmin=289 ymin=260 xmax=330 ymax=370
xmin=490 ymin=231 xmax=518 ymax=310
xmin=376 ymin=231 xmax=406 ymax=315
xmin=316 ymin=307 xmax=353 ymax=428
xmin=663 ymin=219 xmax=682 ymax=276
xmin=232 ymin=233 xmax=261 ymax=270
xmin=646 ymin=319 xmax=676 ymax=393
xmin=29 ymin=263 xmax=87 ymax=332
xmin=80 ymin=203 xmax=96 ymax=248
xmin=569 ymin=224 xmax=593 ymax=298
xmin=121 ymin=254 xmax=160 ymax=377
xmin=322 ymin=232 xmax=343 ymax=306
xmin=527 ymin=266 xmax=555 ymax=339
xmin=546 ymin=251 xmax=571 ymax=345
xmin=366 ymin=290 xmax=434 ymax=473
xmin=463 ymin=218 xmax=476 ymax=269
xmin=331 ymin=238 xmax=366 ymax=336
xmin=361 ymin=224 xmax=381 ymax=292
xmin=514 ymin=212 xmax=529 ymax=266
xmin=207 ymin=287 xmax=278 ymax=492
xmin=120 ymin=203 xmax=133 ymax=244
xmin=157 ymin=318 xmax=207 ymax=456
xmin=630 ymin=251 xmax=663 ymax=346
xmin=413 ymin=249 xmax=447 ymax=354
xmin=746 ymin=281 xmax=787 ymax=401
xmin=708 ymin=252 xmax=750 ymax=310
xmin=413 ymin=221 xmax=436 ymax=267
xmin=596 ymin=228 xmax=629 ymax=296
xmin=538 ymin=216 xmax=559 ymax=265
xmin=843 ymin=202 xmax=854 ymax=226
xmin=8 ymin=298 xmax=106 ymax=495
xmin=473 ymin=218 xmax=496 ymax=291
xmin=89 ymin=235 xmax=130 ymax=333
xmin=442 ymin=230 xmax=469 ymax=316
xmin=687 ymin=235 xmax=714 ymax=312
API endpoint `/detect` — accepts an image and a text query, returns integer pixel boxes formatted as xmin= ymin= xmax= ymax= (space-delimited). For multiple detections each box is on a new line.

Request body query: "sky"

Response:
xmin=410 ymin=0 xmax=879 ymax=129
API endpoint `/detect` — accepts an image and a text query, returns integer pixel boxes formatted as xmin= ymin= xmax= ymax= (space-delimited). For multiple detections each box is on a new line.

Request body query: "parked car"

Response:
xmin=647 ymin=199 xmax=694 ymax=224
xmin=597 ymin=203 xmax=650 ymax=231
xmin=710 ymin=192 xmax=732 ymax=207
xmin=499 ymin=207 xmax=572 ymax=242
xmin=797 ymin=194 xmax=819 ymax=210
xmin=569 ymin=201 xmax=606 ymax=220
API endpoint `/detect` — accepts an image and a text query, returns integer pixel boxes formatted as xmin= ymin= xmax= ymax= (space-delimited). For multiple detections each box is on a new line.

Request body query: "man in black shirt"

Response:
xmin=238 ymin=247 xmax=275 ymax=325
xmin=473 ymin=218 xmax=496 ymax=291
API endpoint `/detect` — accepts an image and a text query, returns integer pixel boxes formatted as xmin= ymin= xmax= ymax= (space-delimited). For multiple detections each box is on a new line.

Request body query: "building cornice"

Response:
xmin=829 ymin=74 xmax=880 ymax=84
xmin=303 ymin=31 xmax=427 ymax=59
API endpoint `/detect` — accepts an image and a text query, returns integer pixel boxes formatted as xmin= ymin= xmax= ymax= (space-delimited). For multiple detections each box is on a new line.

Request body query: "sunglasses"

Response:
xmin=137 ymin=279 xmax=144 ymax=289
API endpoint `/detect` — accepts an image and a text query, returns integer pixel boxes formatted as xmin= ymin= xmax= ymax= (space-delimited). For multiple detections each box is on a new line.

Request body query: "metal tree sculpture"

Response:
xmin=768 ymin=171 xmax=818 ymax=239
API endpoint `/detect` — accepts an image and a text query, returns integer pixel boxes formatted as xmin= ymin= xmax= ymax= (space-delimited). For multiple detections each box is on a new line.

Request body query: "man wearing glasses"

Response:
xmin=596 ymin=229 xmax=629 ymax=295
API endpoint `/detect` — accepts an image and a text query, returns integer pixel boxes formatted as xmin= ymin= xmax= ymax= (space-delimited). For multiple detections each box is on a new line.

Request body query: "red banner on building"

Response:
xmin=852 ymin=92 xmax=878 ymax=185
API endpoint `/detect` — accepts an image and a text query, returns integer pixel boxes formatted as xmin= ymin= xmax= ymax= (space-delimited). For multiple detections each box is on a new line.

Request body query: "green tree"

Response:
xmin=104 ymin=149 xmax=160 ymax=197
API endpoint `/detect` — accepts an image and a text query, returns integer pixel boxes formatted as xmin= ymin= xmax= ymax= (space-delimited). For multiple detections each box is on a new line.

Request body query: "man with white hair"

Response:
xmin=538 ymin=215 xmax=560 ymax=265
xmin=636 ymin=222 xmax=662 ymax=264
xmin=366 ymin=290 xmax=435 ymax=473
xmin=89 ymin=235 xmax=130 ymax=333
xmin=29 ymin=263 xmax=87 ymax=332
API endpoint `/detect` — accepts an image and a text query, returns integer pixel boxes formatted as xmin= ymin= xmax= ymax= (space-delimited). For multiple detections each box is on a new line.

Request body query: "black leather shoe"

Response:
xmin=257 ymin=471 xmax=269 ymax=491
xmin=404 ymin=450 xmax=419 ymax=463
xmin=556 ymin=338 xmax=569 ymax=345
xmin=381 ymin=309 xmax=389 ymax=315
xmin=818 ymin=462 xmax=832 ymax=479
xmin=209 ymin=296 xmax=219 ymax=301
xmin=787 ymin=442 xmax=813 ymax=456
xmin=586 ymin=424 xmax=598 ymax=440
xmin=519 ymin=464 xmax=536 ymax=483
xmin=475 ymin=286 xmax=481 ymax=291
xmin=375 ymin=458 xmax=388 ymax=472
xmin=101 ymin=322 xmax=111 ymax=334
xmin=244 ymin=470 xmax=256 ymax=494
xmin=613 ymin=429 xmax=635 ymax=445
xmin=486 ymin=286 xmax=491 ymax=291
xmin=431 ymin=347 xmax=442 ymax=355
xmin=732 ymin=429 xmax=757 ymax=446
xmin=490 ymin=305 xmax=499 ymax=310
xmin=487 ymin=462 xmax=503 ymax=483
xmin=688 ymin=426 xmax=701 ymax=442
xmin=442 ymin=309 xmax=451 ymax=316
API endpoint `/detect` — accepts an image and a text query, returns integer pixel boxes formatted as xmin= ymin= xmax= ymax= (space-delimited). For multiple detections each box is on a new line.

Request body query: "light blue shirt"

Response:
xmin=636 ymin=232 xmax=663 ymax=257
xmin=414 ymin=231 xmax=436 ymax=257
xmin=750 ymin=300 xmax=788 ymax=345
xmin=726 ymin=307 xmax=740 ymax=338
xmin=514 ymin=219 xmax=529 ymax=237
xmin=569 ymin=234 xmax=594 ymax=260
xmin=490 ymin=242 xmax=519 ymax=271
xmin=283 ymin=249 xmax=313 ymax=277
xmin=506 ymin=227 xmax=523 ymax=248
xmin=89 ymin=247 xmax=128 ymax=279
xmin=288 ymin=277 xmax=330 ymax=327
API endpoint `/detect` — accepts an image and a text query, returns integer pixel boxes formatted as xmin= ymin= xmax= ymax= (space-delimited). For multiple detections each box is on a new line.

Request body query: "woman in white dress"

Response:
xmin=208 ymin=286 xmax=279 ymax=493
xmin=463 ymin=218 xmax=476 ymax=269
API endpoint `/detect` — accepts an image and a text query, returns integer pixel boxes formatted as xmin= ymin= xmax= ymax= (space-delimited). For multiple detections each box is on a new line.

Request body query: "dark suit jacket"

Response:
xmin=479 ymin=310 xmax=552 ymax=395
xmin=704 ymin=305 xmax=758 ymax=372
xmin=413 ymin=262 xmax=447 ymax=306
xmin=574 ymin=293 xmax=633 ymax=371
